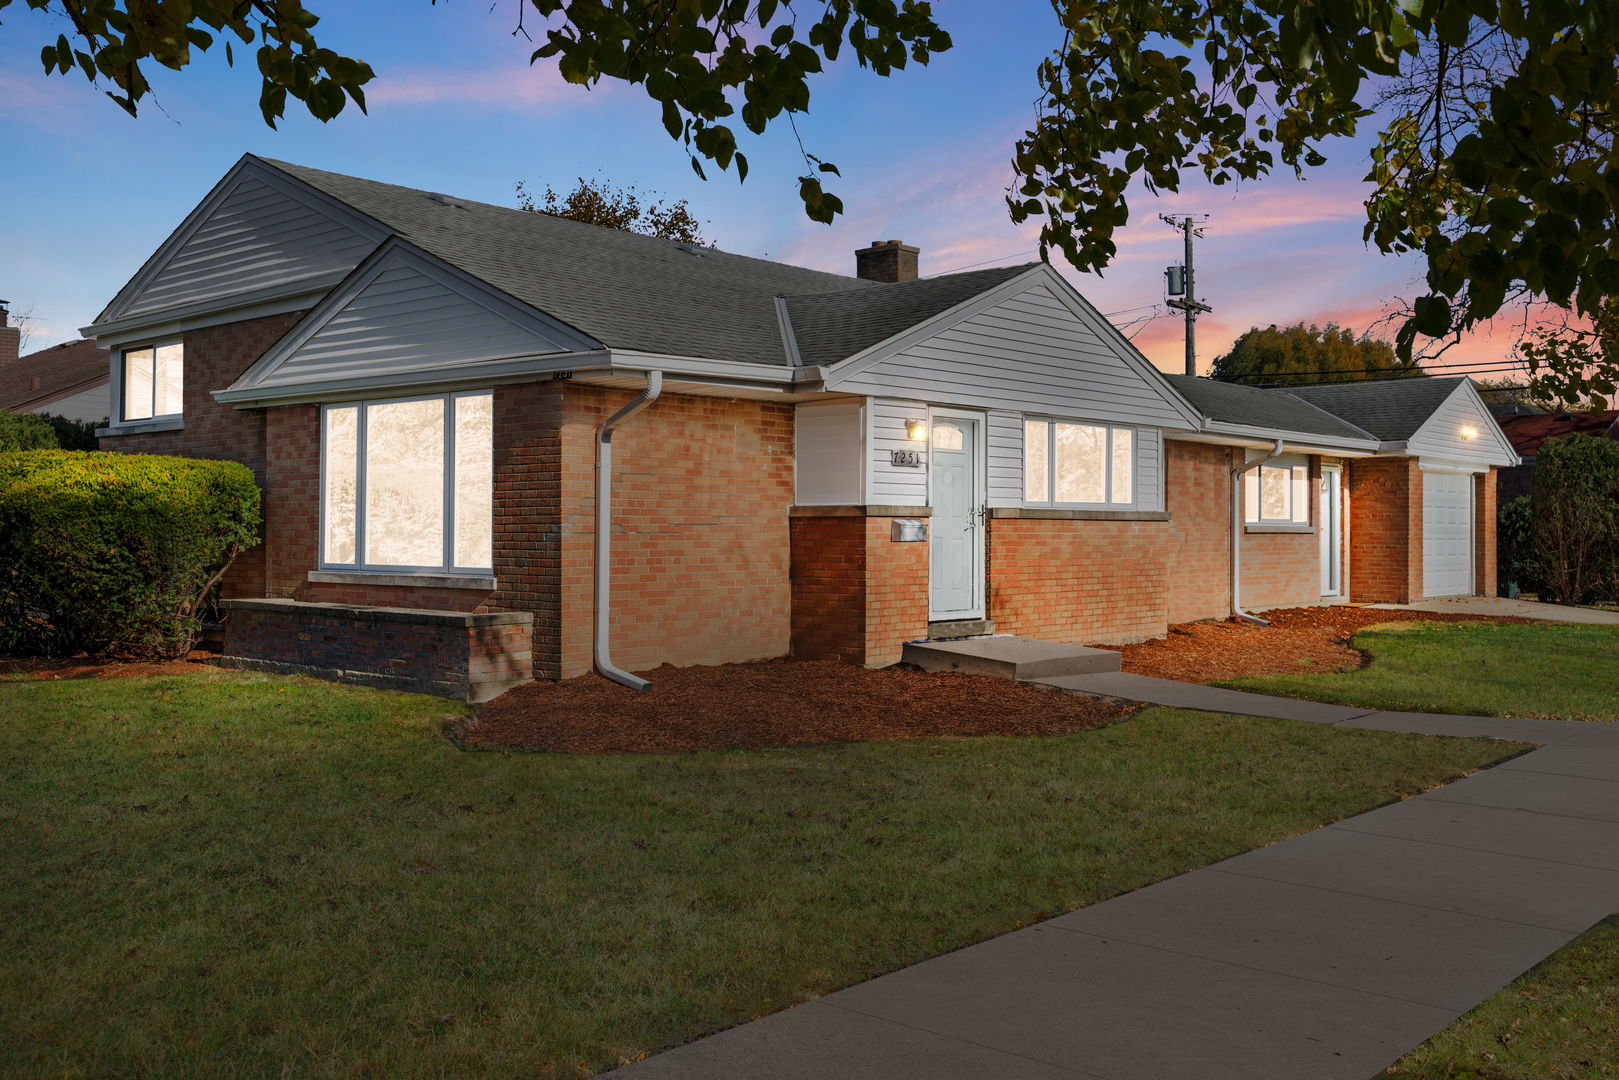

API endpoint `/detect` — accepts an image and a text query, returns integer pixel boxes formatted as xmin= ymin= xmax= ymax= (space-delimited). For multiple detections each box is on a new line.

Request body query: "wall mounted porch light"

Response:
xmin=1459 ymin=424 xmax=1479 ymax=440
xmin=906 ymin=417 xmax=929 ymax=441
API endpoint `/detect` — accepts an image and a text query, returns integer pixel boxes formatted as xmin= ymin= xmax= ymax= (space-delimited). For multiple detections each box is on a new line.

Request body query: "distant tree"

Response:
xmin=1210 ymin=323 xmax=1421 ymax=386
xmin=1531 ymin=434 xmax=1619 ymax=605
xmin=515 ymin=177 xmax=710 ymax=245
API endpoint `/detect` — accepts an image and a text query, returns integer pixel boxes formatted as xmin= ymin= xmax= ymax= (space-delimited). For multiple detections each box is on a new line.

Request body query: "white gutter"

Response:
xmin=1230 ymin=438 xmax=1286 ymax=626
xmin=595 ymin=371 xmax=663 ymax=692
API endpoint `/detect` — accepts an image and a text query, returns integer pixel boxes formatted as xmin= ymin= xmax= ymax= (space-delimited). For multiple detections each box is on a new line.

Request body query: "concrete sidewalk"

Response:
xmin=1372 ymin=596 xmax=1619 ymax=624
xmin=604 ymin=704 xmax=1619 ymax=1080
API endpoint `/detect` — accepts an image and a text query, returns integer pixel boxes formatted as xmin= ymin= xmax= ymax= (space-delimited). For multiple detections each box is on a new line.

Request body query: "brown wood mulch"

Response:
xmin=1097 ymin=606 xmax=1543 ymax=684
xmin=464 ymin=657 xmax=1134 ymax=754
xmin=0 ymin=651 xmax=219 ymax=681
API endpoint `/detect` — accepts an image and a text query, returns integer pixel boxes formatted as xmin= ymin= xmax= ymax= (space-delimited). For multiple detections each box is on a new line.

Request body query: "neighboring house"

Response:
xmin=85 ymin=156 xmax=1518 ymax=700
xmin=0 ymin=304 xmax=110 ymax=422
xmin=1495 ymin=409 xmax=1619 ymax=502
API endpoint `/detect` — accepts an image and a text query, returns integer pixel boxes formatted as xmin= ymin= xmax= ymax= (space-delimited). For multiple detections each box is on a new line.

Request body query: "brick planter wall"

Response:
xmin=789 ymin=508 xmax=928 ymax=667
xmin=986 ymin=512 xmax=1172 ymax=644
xmin=218 ymin=598 xmax=532 ymax=702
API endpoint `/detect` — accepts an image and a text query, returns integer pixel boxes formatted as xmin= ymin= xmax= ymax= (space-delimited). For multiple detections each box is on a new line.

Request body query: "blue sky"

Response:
xmin=1 ymin=1 xmax=1526 ymax=373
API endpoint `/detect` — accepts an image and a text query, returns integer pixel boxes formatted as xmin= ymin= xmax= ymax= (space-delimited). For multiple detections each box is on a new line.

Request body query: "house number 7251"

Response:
xmin=890 ymin=449 xmax=922 ymax=468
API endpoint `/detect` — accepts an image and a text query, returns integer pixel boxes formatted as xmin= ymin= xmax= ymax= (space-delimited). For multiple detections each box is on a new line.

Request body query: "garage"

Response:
xmin=1423 ymin=471 xmax=1474 ymax=598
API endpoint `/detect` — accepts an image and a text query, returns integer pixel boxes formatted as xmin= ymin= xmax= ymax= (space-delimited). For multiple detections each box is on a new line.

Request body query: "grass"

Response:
xmin=1386 ymin=915 xmax=1619 ymax=1079
xmin=1220 ymin=622 xmax=1619 ymax=722
xmin=1 ymin=669 xmax=1515 ymax=1079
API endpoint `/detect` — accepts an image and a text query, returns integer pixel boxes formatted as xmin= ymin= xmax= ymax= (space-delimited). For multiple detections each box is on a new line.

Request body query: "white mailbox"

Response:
xmin=890 ymin=518 xmax=927 ymax=542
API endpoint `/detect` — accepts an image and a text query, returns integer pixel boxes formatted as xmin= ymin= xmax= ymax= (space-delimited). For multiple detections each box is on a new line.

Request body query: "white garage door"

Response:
xmin=1423 ymin=472 xmax=1473 ymax=598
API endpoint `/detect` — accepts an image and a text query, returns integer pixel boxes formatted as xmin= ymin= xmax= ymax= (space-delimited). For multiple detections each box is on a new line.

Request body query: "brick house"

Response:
xmin=86 ymin=156 xmax=1518 ymax=700
xmin=0 ymin=303 xmax=110 ymax=422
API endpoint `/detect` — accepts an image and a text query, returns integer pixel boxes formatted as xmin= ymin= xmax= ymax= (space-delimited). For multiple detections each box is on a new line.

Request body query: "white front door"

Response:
xmin=1423 ymin=471 xmax=1474 ymax=598
xmin=1319 ymin=467 xmax=1343 ymax=597
xmin=928 ymin=413 xmax=984 ymax=620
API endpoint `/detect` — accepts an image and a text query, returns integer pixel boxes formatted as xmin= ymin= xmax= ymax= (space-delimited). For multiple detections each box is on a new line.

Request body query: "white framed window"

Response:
xmin=119 ymin=340 xmax=183 ymax=421
xmin=1244 ymin=457 xmax=1311 ymax=524
xmin=320 ymin=391 xmax=493 ymax=574
xmin=1023 ymin=418 xmax=1137 ymax=507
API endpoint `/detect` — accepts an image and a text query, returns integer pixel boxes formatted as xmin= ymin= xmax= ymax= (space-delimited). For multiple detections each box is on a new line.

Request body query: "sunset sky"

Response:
xmin=0 ymin=1 xmax=1538 ymax=378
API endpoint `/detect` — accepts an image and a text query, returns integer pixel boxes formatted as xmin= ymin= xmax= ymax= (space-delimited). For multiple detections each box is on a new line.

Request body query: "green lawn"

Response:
xmin=1221 ymin=622 xmax=1619 ymax=722
xmin=1387 ymin=915 xmax=1619 ymax=1079
xmin=2 ymin=670 xmax=1514 ymax=1078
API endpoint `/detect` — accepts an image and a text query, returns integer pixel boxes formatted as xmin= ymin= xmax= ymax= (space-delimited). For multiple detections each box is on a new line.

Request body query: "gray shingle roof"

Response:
xmin=1286 ymin=377 xmax=1467 ymax=441
xmin=1164 ymin=375 xmax=1377 ymax=441
xmin=261 ymin=158 xmax=1027 ymax=370
xmin=783 ymin=264 xmax=1039 ymax=368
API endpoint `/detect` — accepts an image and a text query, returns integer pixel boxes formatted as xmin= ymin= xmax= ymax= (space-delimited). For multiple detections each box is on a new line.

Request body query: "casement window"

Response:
xmin=120 ymin=340 xmax=183 ymax=421
xmin=1244 ymin=458 xmax=1311 ymax=524
xmin=1023 ymin=418 xmax=1136 ymax=507
xmin=320 ymin=391 xmax=493 ymax=574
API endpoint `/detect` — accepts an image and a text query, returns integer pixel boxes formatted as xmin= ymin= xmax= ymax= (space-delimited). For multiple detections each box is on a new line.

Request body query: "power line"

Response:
xmin=928 ymin=249 xmax=1040 ymax=276
xmin=1227 ymin=359 xmax=1538 ymax=383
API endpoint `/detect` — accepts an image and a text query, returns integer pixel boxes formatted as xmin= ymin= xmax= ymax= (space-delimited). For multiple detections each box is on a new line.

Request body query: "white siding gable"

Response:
xmin=233 ymin=241 xmax=600 ymax=394
xmin=1407 ymin=382 xmax=1519 ymax=467
xmin=828 ymin=275 xmax=1198 ymax=431
xmin=868 ymin=398 xmax=929 ymax=506
xmin=28 ymin=383 xmax=110 ymax=423
xmin=108 ymin=164 xmax=385 ymax=322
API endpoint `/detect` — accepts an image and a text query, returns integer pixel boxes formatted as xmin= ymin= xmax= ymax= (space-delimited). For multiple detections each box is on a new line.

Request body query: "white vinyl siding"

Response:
xmin=794 ymin=400 xmax=864 ymax=505
xmin=834 ymin=282 xmax=1193 ymax=430
xmin=124 ymin=174 xmax=378 ymax=318
xmin=27 ymin=383 xmax=111 ymax=424
xmin=320 ymin=391 xmax=494 ymax=574
xmin=867 ymin=398 xmax=929 ymax=506
xmin=256 ymin=252 xmax=578 ymax=389
xmin=1407 ymin=382 xmax=1518 ymax=467
xmin=986 ymin=411 xmax=1024 ymax=507
xmin=1135 ymin=428 xmax=1164 ymax=512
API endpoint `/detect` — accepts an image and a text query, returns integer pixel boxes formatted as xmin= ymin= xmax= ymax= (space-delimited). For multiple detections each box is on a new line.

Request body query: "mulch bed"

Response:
xmin=0 ymin=652 xmax=218 ymax=681
xmin=465 ymin=656 xmax=1134 ymax=754
xmin=1098 ymin=606 xmax=1543 ymax=684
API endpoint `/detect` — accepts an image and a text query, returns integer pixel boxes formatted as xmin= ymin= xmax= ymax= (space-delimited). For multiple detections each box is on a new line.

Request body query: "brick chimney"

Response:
xmin=0 ymin=301 xmax=19 ymax=371
xmin=855 ymin=240 xmax=919 ymax=283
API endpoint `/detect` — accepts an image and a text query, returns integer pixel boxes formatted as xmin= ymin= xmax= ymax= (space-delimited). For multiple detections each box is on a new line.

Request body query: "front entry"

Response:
xmin=1319 ymin=466 xmax=1343 ymax=598
xmin=928 ymin=412 xmax=985 ymax=620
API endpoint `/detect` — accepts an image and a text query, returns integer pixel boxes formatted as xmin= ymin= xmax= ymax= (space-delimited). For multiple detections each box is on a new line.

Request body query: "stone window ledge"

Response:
xmin=308 ymin=570 xmax=497 ymax=590
xmin=97 ymin=417 xmax=184 ymax=437
xmin=1244 ymin=523 xmax=1315 ymax=534
xmin=789 ymin=505 xmax=932 ymax=518
xmin=223 ymin=597 xmax=526 ymax=628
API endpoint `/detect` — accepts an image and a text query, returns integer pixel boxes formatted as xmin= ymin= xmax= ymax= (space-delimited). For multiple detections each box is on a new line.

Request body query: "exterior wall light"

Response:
xmin=1459 ymin=424 xmax=1479 ymax=440
xmin=905 ymin=418 xmax=929 ymax=441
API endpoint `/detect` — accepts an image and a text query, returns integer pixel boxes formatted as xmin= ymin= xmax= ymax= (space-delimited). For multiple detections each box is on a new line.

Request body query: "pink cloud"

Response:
xmin=367 ymin=62 xmax=607 ymax=109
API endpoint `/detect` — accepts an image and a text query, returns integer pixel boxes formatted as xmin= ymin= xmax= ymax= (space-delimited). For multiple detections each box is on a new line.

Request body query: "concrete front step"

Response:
xmin=903 ymin=635 xmax=1122 ymax=681
xmin=927 ymin=618 xmax=995 ymax=640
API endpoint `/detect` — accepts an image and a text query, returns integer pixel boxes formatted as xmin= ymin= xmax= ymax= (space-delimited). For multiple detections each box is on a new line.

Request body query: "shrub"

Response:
xmin=38 ymin=412 xmax=104 ymax=451
xmin=0 ymin=409 xmax=60 ymax=451
xmin=1531 ymin=434 xmax=1619 ymax=604
xmin=1497 ymin=495 xmax=1537 ymax=598
xmin=0 ymin=451 xmax=261 ymax=659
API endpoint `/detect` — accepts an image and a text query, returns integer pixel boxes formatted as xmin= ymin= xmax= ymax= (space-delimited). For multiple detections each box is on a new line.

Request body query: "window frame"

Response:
xmin=318 ymin=389 xmax=494 ymax=576
xmin=117 ymin=338 xmax=184 ymax=423
xmin=1022 ymin=416 xmax=1139 ymax=509
xmin=1244 ymin=458 xmax=1313 ymax=525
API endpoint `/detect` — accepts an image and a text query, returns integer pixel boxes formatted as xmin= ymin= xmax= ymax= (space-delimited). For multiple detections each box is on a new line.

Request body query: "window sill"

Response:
xmin=1244 ymin=523 xmax=1315 ymax=534
xmin=308 ymin=570 xmax=497 ymax=590
xmin=991 ymin=508 xmax=1170 ymax=522
xmin=97 ymin=416 xmax=184 ymax=437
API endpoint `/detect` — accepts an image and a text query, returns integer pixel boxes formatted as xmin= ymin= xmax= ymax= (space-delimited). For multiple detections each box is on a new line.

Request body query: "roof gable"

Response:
xmin=1285 ymin=377 xmax=1465 ymax=441
xmin=1405 ymin=380 xmax=1520 ymax=465
xmin=94 ymin=157 xmax=388 ymax=328
xmin=827 ymin=267 xmax=1202 ymax=430
xmin=228 ymin=240 xmax=602 ymax=397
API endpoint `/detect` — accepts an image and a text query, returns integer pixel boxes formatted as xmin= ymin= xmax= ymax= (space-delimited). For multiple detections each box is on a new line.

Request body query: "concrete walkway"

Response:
xmin=605 ymin=701 xmax=1619 ymax=1080
xmin=1372 ymin=595 xmax=1619 ymax=624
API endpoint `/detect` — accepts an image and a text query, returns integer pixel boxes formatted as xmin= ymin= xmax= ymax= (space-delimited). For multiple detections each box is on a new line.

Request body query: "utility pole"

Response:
xmin=1161 ymin=214 xmax=1211 ymax=376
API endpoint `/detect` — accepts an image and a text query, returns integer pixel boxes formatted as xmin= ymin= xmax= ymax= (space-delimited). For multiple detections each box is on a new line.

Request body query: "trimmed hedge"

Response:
xmin=0 ymin=451 xmax=261 ymax=659
xmin=0 ymin=409 xmax=59 ymax=451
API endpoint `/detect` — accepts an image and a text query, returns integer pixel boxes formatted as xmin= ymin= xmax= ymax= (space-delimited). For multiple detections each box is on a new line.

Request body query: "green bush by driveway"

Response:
xmin=1 ymin=670 xmax=1513 ymax=1079
xmin=1222 ymin=622 xmax=1619 ymax=722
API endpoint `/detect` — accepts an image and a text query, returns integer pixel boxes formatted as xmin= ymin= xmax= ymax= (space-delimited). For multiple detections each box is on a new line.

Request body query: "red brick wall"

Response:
xmin=1240 ymin=531 xmax=1320 ymax=611
xmin=1164 ymin=441 xmax=1233 ymax=623
xmin=789 ymin=511 xmax=928 ymax=667
xmin=97 ymin=310 xmax=306 ymax=597
xmin=987 ymin=517 xmax=1171 ymax=644
xmin=1476 ymin=467 xmax=1498 ymax=597
xmin=1349 ymin=456 xmax=1422 ymax=603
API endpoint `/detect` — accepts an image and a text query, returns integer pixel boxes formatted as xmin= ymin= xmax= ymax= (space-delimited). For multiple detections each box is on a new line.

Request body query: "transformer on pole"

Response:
xmin=1161 ymin=215 xmax=1211 ymax=376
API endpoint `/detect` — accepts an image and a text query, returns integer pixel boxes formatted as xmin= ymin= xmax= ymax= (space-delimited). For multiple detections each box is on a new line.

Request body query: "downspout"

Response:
xmin=1231 ymin=438 xmax=1286 ymax=626
xmin=595 ymin=371 xmax=663 ymax=691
